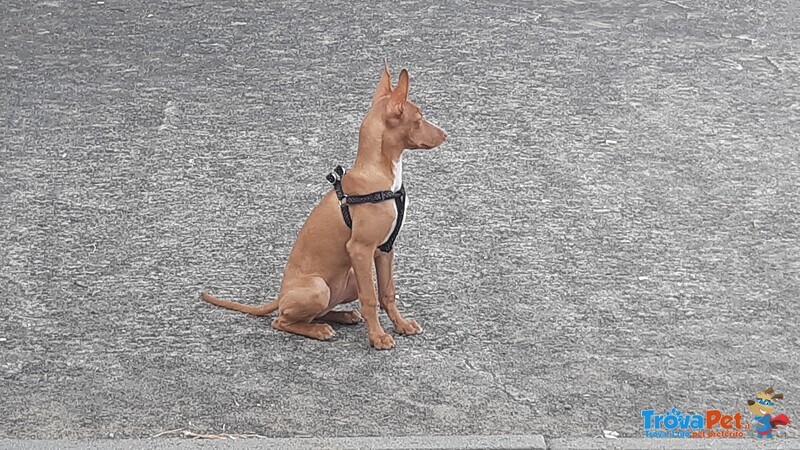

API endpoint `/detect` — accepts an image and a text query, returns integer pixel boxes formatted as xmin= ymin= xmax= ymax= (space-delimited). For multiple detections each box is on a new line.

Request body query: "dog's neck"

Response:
xmin=354 ymin=125 xmax=404 ymax=191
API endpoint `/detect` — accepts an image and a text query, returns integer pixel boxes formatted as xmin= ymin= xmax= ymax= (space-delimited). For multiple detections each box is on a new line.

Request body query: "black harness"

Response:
xmin=326 ymin=165 xmax=406 ymax=253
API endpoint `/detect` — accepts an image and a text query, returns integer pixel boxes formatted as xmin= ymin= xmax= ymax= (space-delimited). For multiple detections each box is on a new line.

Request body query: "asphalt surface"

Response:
xmin=1 ymin=436 xmax=798 ymax=450
xmin=0 ymin=435 xmax=547 ymax=450
xmin=1 ymin=0 xmax=799 ymax=442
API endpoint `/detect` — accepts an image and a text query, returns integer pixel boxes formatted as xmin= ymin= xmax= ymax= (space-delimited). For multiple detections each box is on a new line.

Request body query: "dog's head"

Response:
xmin=369 ymin=63 xmax=447 ymax=151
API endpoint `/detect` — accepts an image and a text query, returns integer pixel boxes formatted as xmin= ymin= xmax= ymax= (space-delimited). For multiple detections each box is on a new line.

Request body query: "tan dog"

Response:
xmin=202 ymin=64 xmax=447 ymax=350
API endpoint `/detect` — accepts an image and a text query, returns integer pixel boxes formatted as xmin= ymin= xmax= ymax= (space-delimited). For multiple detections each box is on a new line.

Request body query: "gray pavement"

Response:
xmin=3 ymin=437 xmax=800 ymax=449
xmin=1 ymin=0 xmax=799 ymax=444
xmin=0 ymin=435 xmax=547 ymax=450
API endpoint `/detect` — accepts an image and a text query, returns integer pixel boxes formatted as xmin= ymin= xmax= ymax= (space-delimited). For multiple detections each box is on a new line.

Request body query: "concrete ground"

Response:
xmin=1 ymin=0 xmax=798 ymax=444
xmin=2 ymin=436 xmax=800 ymax=449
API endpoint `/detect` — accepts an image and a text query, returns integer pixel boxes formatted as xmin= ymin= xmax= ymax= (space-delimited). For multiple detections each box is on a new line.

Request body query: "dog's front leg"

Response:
xmin=346 ymin=240 xmax=395 ymax=350
xmin=375 ymin=251 xmax=422 ymax=336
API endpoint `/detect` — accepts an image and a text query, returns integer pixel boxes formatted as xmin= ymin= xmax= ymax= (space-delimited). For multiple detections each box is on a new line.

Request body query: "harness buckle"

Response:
xmin=327 ymin=166 xmax=347 ymax=184
xmin=334 ymin=165 xmax=346 ymax=177
xmin=339 ymin=196 xmax=348 ymax=206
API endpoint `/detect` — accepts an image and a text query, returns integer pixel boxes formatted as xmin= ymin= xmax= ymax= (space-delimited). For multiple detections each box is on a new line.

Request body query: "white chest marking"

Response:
xmin=391 ymin=158 xmax=403 ymax=192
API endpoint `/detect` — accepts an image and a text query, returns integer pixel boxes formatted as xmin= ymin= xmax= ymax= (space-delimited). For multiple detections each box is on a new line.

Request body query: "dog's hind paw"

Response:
xmin=313 ymin=324 xmax=336 ymax=340
xmin=272 ymin=318 xmax=336 ymax=341
xmin=319 ymin=310 xmax=362 ymax=325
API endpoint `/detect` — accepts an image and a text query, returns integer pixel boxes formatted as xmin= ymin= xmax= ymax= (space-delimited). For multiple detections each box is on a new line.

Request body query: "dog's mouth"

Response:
xmin=415 ymin=141 xmax=440 ymax=150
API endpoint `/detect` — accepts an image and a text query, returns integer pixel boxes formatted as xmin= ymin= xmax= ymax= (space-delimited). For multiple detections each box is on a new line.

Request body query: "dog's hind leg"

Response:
xmin=317 ymin=268 xmax=362 ymax=324
xmin=271 ymin=277 xmax=336 ymax=340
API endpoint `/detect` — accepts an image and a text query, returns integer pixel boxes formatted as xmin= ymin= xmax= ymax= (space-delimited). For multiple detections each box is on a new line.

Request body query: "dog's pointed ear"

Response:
xmin=372 ymin=61 xmax=393 ymax=105
xmin=387 ymin=69 xmax=409 ymax=117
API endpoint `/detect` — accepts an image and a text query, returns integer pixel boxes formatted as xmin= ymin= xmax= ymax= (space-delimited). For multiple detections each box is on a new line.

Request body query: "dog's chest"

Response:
xmin=391 ymin=159 xmax=403 ymax=192
xmin=382 ymin=160 xmax=406 ymax=246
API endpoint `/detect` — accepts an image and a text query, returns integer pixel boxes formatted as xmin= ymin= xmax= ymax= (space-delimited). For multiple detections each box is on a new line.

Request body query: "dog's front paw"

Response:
xmin=369 ymin=332 xmax=396 ymax=350
xmin=394 ymin=319 xmax=422 ymax=336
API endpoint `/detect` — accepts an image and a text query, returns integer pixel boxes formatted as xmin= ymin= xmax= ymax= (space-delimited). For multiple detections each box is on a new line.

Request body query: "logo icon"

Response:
xmin=747 ymin=387 xmax=791 ymax=439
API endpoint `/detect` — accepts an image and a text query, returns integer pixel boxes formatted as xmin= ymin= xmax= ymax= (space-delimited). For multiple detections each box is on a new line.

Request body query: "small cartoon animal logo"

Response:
xmin=747 ymin=387 xmax=791 ymax=438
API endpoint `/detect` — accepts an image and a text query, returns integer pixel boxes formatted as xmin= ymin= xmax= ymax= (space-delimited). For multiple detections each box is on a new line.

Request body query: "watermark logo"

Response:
xmin=642 ymin=386 xmax=792 ymax=439
xmin=747 ymin=387 xmax=791 ymax=439
xmin=641 ymin=408 xmax=747 ymax=438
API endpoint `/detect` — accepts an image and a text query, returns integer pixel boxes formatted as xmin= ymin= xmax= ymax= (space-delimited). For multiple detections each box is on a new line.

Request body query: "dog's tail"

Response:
xmin=201 ymin=292 xmax=280 ymax=316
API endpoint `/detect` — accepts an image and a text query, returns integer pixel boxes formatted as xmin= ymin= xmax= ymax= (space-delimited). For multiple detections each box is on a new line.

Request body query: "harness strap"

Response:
xmin=346 ymin=189 xmax=402 ymax=205
xmin=378 ymin=185 xmax=405 ymax=253
xmin=326 ymin=166 xmax=352 ymax=227
xmin=327 ymin=165 xmax=406 ymax=253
